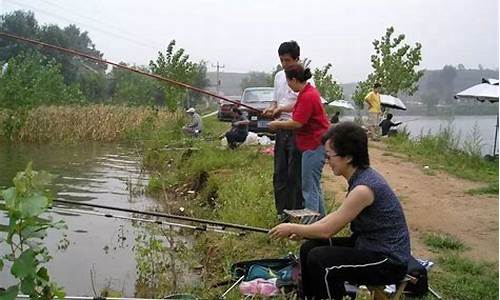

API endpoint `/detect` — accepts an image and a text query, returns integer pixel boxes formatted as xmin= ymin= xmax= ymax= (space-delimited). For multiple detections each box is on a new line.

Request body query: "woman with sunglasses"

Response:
xmin=270 ymin=122 xmax=411 ymax=300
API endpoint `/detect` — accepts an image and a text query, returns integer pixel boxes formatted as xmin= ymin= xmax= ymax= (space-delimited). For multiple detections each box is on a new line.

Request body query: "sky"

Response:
xmin=1 ymin=0 xmax=499 ymax=83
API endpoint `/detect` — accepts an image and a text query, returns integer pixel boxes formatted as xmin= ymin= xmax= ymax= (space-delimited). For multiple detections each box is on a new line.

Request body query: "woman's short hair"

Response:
xmin=284 ymin=63 xmax=312 ymax=83
xmin=322 ymin=121 xmax=370 ymax=168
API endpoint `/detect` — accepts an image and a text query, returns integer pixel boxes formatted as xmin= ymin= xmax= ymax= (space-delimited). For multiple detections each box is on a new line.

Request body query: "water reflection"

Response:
xmin=0 ymin=143 xmax=160 ymax=296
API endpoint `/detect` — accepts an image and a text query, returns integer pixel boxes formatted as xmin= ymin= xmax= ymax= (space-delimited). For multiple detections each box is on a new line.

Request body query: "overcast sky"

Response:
xmin=1 ymin=0 xmax=499 ymax=83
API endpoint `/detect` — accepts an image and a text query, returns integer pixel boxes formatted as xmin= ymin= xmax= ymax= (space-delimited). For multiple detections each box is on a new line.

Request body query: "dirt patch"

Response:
xmin=322 ymin=142 xmax=498 ymax=263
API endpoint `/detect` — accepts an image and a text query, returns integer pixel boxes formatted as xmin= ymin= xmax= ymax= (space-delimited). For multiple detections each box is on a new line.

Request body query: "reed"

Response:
xmin=1 ymin=104 xmax=184 ymax=143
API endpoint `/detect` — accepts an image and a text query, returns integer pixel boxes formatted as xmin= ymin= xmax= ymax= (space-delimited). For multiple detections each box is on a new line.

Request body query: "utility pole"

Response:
xmin=211 ymin=61 xmax=224 ymax=95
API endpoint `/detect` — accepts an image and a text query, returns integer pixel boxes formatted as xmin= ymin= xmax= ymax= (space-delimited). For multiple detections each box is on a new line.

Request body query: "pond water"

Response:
xmin=0 ymin=143 xmax=186 ymax=297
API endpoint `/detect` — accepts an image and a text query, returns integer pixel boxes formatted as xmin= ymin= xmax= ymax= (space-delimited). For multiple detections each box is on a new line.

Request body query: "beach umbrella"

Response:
xmin=328 ymin=100 xmax=355 ymax=110
xmin=455 ymin=78 xmax=499 ymax=156
xmin=380 ymin=94 xmax=407 ymax=110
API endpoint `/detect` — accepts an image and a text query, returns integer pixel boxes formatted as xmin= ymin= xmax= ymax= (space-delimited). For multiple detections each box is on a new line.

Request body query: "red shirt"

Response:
xmin=292 ymin=83 xmax=330 ymax=151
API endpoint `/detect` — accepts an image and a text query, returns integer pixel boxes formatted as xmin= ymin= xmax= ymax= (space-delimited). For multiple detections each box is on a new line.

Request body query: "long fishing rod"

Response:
xmin=0 ymin=32 xmax=261 ymax=113
xmin=54 ymin=199 xmax=269 ymax=234
xmin=50 ymin=207 xmax=242 ymax=235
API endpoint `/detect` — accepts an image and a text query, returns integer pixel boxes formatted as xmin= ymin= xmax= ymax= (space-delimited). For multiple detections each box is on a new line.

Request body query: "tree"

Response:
xmin=0 ymin=11 xmax=39 ymax=62
xmin=0 ymin=52 xmax=82 ymax=109
xmin=313 ymin=63 xmax=344 ymax=102
xmin=440 ymin=65 xmax=457 ymax=103
xmin=109 ymin=63 xmax=159 ymax=106
xmin=240 ymin=71 xmax=272 ymax=89
xmin=188 ymin=61 xmax=210 ymax=107
xmin=353 ymin=26 xmax=424 ymax=107
xmin=149 ymin=40 xmax=199 ymax=111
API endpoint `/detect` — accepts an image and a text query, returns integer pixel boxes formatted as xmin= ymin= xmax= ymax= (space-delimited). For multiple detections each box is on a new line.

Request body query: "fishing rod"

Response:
xmin=50 ymin=206 xmax=242 ymax=235
xmin=54 ymin=199 xmax=269 ymax=234
xmin=0 ymin=32 xmax=261 ymax=114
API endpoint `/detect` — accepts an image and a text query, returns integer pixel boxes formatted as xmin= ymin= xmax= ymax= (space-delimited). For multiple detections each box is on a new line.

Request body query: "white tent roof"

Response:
xmin=455 ymin=79 xmax=499 ymax=103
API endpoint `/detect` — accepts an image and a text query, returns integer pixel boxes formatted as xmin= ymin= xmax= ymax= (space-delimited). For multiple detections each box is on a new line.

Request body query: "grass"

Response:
xmin=424 ymin=232 xmax=466 ymax=252
xmin=385 ymin=125 xmax=498 ymax=195
xmin=0 ymin=104 xmax=185 ymax=143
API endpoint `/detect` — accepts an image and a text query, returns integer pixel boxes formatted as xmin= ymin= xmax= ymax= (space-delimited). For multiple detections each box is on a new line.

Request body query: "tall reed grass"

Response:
xmin=0 ymin=105 xmax=184 ymax=143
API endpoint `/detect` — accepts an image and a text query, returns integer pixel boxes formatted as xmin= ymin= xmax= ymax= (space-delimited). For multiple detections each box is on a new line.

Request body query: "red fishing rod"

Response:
xmin=0 ymin=31 xmax=262 ymax=113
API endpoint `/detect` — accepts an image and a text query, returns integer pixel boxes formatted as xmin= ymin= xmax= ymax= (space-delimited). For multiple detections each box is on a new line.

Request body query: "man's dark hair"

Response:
xmin=232 ymin=107 xmax=242 ymax=115
xmin=335 ymin=111 xmax=340 ymax=115
xmin=278 ymin=41 xmax=300 ymax=59
xmin=373 ymin=82 xmax=381 ymax=88
xmin=321 ymin=121 xmax=370 ymax=168
xmin=387 ymin=113 xmax=393 ymax=119
xmin=284 ymin=64 xmax=312 ymax=83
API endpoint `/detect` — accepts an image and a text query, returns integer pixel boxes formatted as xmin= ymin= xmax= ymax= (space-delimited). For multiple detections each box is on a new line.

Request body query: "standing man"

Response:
xmin=263 ymin=41 xmax=304 ymax=220
xmin=364 ymin=83 xmax=382 ymax=138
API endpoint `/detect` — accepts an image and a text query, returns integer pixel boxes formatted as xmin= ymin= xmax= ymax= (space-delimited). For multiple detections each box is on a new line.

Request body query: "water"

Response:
xmin=344 ymin=115 xmax=498 ymax=155
xmin=0 ymin=143 xmax=162 ymax=296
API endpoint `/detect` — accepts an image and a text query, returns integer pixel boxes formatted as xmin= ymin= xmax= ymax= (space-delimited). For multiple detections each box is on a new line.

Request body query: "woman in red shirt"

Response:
xmin=269 ymin=63 xmax=330 ymax=217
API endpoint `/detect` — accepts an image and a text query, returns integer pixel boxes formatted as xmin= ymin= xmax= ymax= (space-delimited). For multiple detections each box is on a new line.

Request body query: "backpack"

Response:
xmin=404 ymin=256 xmax=429 ymax=297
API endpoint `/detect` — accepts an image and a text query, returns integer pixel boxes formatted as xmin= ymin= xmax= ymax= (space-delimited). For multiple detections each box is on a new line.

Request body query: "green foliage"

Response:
xmin=385 ymin=124 xmax=498 ymax=194
xmin=313 ymin=63 xmax=344 ymax=102
xmin=430 ymin=254 xmax=498 ymax=300
xmin=0 ymin=10 xmax=107 ymax=100
xmin=109 ymin=64 xmax=160 ymax=106
xmin=0 ymin=163 xmax=66 ymax=300
xmin=240 ymin=71 xmax=273 ymax=89
xmin=353 ymin=26 xmax=424 ymax=107
xmin=424 ymin=232 xmax=466 ymax=251
xmin=149 ymin=40 xmax=199 ymax=111
xmin=0 ymin=52 xmax=82 ymax=109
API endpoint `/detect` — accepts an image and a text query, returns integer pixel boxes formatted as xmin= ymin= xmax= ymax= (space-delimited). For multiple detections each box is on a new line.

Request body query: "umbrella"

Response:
xmin=455 ymin=78 xmax=499 ymax=103
xmin=455 ymin=78 xmax=499 ymax=156
xmin=328 ymin=100 xmax=355 ymax=110
xmin=380 ymin=94 xmax=407 ymax=110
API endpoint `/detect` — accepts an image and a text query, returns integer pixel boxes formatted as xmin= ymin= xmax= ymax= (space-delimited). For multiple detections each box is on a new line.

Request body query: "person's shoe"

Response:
xmin=278 ymin=213 xmax=289 ymax=223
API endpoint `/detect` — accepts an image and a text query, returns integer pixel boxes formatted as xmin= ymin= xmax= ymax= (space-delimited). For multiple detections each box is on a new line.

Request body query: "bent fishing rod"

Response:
xmin=53 ymin=198 xmax=269 ymax=234
xmin=0 ymin=32 xmax=261 ymax=113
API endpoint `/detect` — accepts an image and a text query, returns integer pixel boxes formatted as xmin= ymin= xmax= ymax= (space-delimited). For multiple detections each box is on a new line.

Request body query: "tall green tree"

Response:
xmin=353 ymin=26 xmax=424 ymax=107
xmin=149 ymin=40 xmax=199 ymax=111
xmin=0 ymin=52 xmax=82 ymax=109
xmin=109 ymin=63 xmax=159 ymax=106
xmin=313 ymin=63 xmax=344 ymax=102
xmin=0 ymin=11 xmax=39 ymax=62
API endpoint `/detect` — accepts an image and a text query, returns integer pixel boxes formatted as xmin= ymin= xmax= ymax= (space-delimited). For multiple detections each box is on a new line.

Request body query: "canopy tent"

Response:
xmin=455 ymin=78 xmax=499 ymax=156
xmin=327 ymin=100 xmax=355 ymax=110
xmin=380 ymin=94 xmax=407 ymax=110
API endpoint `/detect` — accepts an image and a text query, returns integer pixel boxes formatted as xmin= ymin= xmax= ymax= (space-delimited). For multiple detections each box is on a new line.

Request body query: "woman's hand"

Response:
xmin=269 ymin=223 xmax=296 ymax=239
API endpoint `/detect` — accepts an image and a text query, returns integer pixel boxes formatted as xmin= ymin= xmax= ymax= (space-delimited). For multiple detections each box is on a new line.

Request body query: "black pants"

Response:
xmin=300 ymin=237 xmax=407 ymax=300
xmin=273 ymin=129 xmax=303 ymax=214
xmin=225 ymin=129 xmax=247 ymax=149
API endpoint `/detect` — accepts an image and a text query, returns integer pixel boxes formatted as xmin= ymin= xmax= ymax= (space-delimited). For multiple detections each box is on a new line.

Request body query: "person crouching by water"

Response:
xmin=182 ymin=107 xmax=202 ymax=137
xmin=269 ymin=122 xmax=411 ymax=300
xmin=225 ymin=107 xmax=250 ymax=149
xmin=379 ymin=113 xmax=402 ymax=136
xmin=268 ymin=63 xmax=330 ymax=217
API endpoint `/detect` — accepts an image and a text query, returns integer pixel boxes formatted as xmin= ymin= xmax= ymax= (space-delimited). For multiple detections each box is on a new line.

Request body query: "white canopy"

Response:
xmin=380 ymin=94 xmax=407 ymax=110
xmin=455 ymin=78 xmax=499 ymax=103
xmin=327 ymin=100 xmax=355 ymax=110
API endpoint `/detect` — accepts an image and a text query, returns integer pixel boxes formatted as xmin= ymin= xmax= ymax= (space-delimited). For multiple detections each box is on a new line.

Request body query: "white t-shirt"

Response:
xmin=273 ymin=70 xmax=315 ymax=120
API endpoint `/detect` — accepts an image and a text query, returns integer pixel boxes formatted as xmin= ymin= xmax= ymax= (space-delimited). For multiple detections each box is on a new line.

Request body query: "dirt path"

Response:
xmin=321 ymin=142 xmax=499 ymax=263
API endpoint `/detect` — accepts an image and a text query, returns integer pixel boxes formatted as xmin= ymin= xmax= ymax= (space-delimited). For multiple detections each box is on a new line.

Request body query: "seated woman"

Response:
xmin=269 ymin=121 xmax=411 ymax=300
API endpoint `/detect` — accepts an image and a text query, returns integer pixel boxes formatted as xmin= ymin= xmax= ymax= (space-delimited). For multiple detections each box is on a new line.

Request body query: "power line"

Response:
xmin=5 ymin=0 xmax=159 ymax=50
xmin=38 ymin=0 xmax=163 ymax=49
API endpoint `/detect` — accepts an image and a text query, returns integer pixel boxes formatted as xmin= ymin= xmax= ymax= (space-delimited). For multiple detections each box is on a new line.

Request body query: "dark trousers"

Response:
xmin=225 ymin=129 xmax=247 ymax=149
xmin=300 ymin=237 xmax=407 ymax=300
xmin=273 ymin=129 xmax=304 ymax=214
